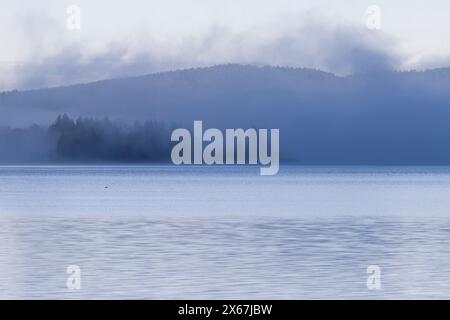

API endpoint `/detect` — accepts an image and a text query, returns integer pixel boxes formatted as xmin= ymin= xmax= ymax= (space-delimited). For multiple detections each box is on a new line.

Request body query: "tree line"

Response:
xmin=0 ymin=114 xmax=171 ymax=163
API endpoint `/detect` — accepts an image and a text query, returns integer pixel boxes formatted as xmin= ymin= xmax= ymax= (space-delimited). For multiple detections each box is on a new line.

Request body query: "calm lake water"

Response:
xmin=1 ymin=165 xmax=450 ymax=299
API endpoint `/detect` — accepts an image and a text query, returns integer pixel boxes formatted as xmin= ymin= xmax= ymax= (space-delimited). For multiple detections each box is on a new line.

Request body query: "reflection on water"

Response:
xmin=1 ymin=166 xmax=450 ymax=299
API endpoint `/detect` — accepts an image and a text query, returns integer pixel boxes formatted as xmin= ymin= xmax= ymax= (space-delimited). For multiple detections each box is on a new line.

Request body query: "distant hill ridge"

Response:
xmin=2 ymin=64 xmax=450 ymax=164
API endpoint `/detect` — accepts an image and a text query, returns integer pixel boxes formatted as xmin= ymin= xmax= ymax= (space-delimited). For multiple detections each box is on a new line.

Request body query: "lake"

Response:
xmin=1 ymin=165 xmax=450 ymax=299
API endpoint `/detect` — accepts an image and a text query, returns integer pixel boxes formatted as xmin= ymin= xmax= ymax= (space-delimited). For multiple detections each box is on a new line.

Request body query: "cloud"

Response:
xmin=13 ymin=45 xmax=156 ymax=89
xmin=1 ymin=15 xmax=405 ymax=90
xmin=249 ymin=21 xmax=402 ymax=75
xmin=404 ymin=53 xmax=450 ymax=71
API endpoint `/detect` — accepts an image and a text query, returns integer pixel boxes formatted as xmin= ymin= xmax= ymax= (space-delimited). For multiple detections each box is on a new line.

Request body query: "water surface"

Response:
xmin=1 ymin=165 xmax=450 ymax=299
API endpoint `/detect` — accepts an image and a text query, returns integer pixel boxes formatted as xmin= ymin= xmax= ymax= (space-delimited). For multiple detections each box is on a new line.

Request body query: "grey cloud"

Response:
xmin=253 ymin=22 xmax=401 ymax=75
xmin=4 ymin=18 xmax=405 ymax=90
xmin=13 ymin=45 xmax=160 ymax=89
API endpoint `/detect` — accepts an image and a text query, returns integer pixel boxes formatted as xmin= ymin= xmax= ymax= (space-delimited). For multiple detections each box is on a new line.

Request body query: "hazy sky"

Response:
xmin=1 ymin=0 xmax=450 ymax=89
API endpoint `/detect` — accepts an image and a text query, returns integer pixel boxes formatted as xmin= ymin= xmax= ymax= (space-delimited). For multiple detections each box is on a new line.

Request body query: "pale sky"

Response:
xmin=1 ymin=0 xmax=450 ymax=89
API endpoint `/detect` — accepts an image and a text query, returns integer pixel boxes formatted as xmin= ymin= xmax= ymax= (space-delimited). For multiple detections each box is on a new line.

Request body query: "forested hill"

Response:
xmin=2 ymin=64 xmax=450 ymax=164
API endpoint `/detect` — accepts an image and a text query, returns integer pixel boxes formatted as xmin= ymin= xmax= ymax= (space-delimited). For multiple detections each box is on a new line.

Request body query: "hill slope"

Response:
xmin=2 ymin=64 xmax=450 ymax=164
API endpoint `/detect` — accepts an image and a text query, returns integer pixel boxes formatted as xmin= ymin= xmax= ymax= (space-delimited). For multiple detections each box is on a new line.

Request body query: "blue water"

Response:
xmin=1 ymin=165 xmax=450 ymax=299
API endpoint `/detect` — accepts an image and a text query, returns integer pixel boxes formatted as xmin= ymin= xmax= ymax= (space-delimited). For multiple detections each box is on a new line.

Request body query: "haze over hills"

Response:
xmin=2 ymin=64 xmax=450 ymax=164
xmin=0 ymin=65 xmax=338 ymax=127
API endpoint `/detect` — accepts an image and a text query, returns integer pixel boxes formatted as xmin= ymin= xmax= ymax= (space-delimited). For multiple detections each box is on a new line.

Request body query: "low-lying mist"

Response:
xmin=0 ymin=114 xmax=171 ymax=163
